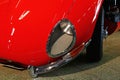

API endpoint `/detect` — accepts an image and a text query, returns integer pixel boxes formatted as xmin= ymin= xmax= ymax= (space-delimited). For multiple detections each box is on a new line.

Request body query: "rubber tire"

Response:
xmin=86 ymin=7 xmax=104 ymax=62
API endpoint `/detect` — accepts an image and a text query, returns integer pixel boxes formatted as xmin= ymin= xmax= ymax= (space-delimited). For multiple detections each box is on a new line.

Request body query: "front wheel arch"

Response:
xmin=86 ymin=6 xmax=105 ymax=62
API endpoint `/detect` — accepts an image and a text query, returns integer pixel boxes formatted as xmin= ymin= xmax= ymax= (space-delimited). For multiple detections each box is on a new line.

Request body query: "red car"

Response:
xmin=0 ymin=0 xmax=120 ymax=77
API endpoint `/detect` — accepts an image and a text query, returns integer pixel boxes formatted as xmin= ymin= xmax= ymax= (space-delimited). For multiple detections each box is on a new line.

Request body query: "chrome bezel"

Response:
xmin=46 ymin=19 xmax=76 ymax=58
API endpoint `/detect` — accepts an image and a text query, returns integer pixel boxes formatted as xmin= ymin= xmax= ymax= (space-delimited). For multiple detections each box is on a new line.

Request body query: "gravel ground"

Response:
xmin=0 ymin=31 xmax=120 ymax=80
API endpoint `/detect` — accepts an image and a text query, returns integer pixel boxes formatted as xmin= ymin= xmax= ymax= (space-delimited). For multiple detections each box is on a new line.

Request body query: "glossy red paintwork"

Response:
xmin=67 ymin=0 xmax=104 ymax=46
xmin=118 ymin=22 xmax=120 ymax=30
xmin=0 ymin=0 xmax=115 ymax=66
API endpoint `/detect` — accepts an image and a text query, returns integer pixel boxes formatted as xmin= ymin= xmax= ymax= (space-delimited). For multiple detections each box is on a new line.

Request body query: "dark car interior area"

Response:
xmin=104 ymin=0 xmax=120 ymax=22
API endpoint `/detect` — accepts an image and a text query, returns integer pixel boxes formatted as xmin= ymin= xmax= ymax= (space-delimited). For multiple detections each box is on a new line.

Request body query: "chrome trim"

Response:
xmin=46 ymin=19 xmax=76 ymax=58
xmin=28 ymin=40 xmax=91 ymax=78
xmin=28 ymin=52 xmax=73 ymax=77
xmin=103 ymin=27 xmax=108 ymax=39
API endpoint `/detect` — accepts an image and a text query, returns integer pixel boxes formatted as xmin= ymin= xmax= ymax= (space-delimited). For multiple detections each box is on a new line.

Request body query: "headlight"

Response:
xmin=47 ymin=19 xmax=76 ymax=58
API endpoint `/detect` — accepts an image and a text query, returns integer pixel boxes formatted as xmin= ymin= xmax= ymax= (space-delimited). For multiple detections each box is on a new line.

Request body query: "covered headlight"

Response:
xmin=47 ymin=19 xmax=76 ymax=58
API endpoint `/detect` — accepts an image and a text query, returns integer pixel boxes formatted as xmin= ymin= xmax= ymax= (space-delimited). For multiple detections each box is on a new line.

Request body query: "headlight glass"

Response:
xmin=47 ymin=19 xmax=76 ymax=58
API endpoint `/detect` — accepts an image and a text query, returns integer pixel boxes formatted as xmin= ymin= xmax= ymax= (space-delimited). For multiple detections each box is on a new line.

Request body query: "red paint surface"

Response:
xmin=118 ymin=22 xmax=120 ymax=30
xmin=0 ymin=0 xmax=106 ymax=66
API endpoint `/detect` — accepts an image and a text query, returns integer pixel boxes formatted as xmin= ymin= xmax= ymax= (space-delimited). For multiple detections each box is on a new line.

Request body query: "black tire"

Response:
xmin=86 ymin=7 xmax=104 ymax=62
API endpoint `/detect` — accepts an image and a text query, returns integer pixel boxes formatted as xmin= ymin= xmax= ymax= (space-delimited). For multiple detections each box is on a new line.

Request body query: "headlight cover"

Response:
xmin=47 ymin=19 xmax=76 ymax=58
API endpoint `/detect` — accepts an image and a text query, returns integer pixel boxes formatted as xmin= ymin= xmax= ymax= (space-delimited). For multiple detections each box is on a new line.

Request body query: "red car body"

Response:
xmin=0 ymin=0 xmax=120 ymax=77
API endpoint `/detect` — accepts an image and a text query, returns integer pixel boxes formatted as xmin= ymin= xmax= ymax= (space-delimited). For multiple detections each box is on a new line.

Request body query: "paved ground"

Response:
xmin=0 ymin=31 xmax=120 ymax=80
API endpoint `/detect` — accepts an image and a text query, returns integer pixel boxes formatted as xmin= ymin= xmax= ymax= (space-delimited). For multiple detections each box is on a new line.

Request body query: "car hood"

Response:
xmin=0 ymin=0 xmax=75 ymax=65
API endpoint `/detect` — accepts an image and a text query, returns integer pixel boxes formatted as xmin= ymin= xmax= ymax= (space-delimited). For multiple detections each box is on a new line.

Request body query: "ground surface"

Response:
xmin=0 ymin=32 xmax=120 ymax=80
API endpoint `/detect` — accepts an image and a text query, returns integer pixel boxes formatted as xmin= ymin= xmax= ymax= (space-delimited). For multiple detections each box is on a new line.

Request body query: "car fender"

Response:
xmin=0 ymin=0 xmax=75 ymax=66
xmin=67 ymin=0 xmax=104 ymax=47
xmin=0 ymin=0 xmax=105 ymax=66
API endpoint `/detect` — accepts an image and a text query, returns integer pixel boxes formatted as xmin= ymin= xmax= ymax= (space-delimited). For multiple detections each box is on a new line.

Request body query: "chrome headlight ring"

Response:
xmin=47 ymin=19 xmax=76 ymax=58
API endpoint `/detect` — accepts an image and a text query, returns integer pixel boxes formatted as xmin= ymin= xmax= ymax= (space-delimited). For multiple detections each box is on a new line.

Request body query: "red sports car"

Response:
xmin=0 ymin=0 xmax=120 ymax=77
